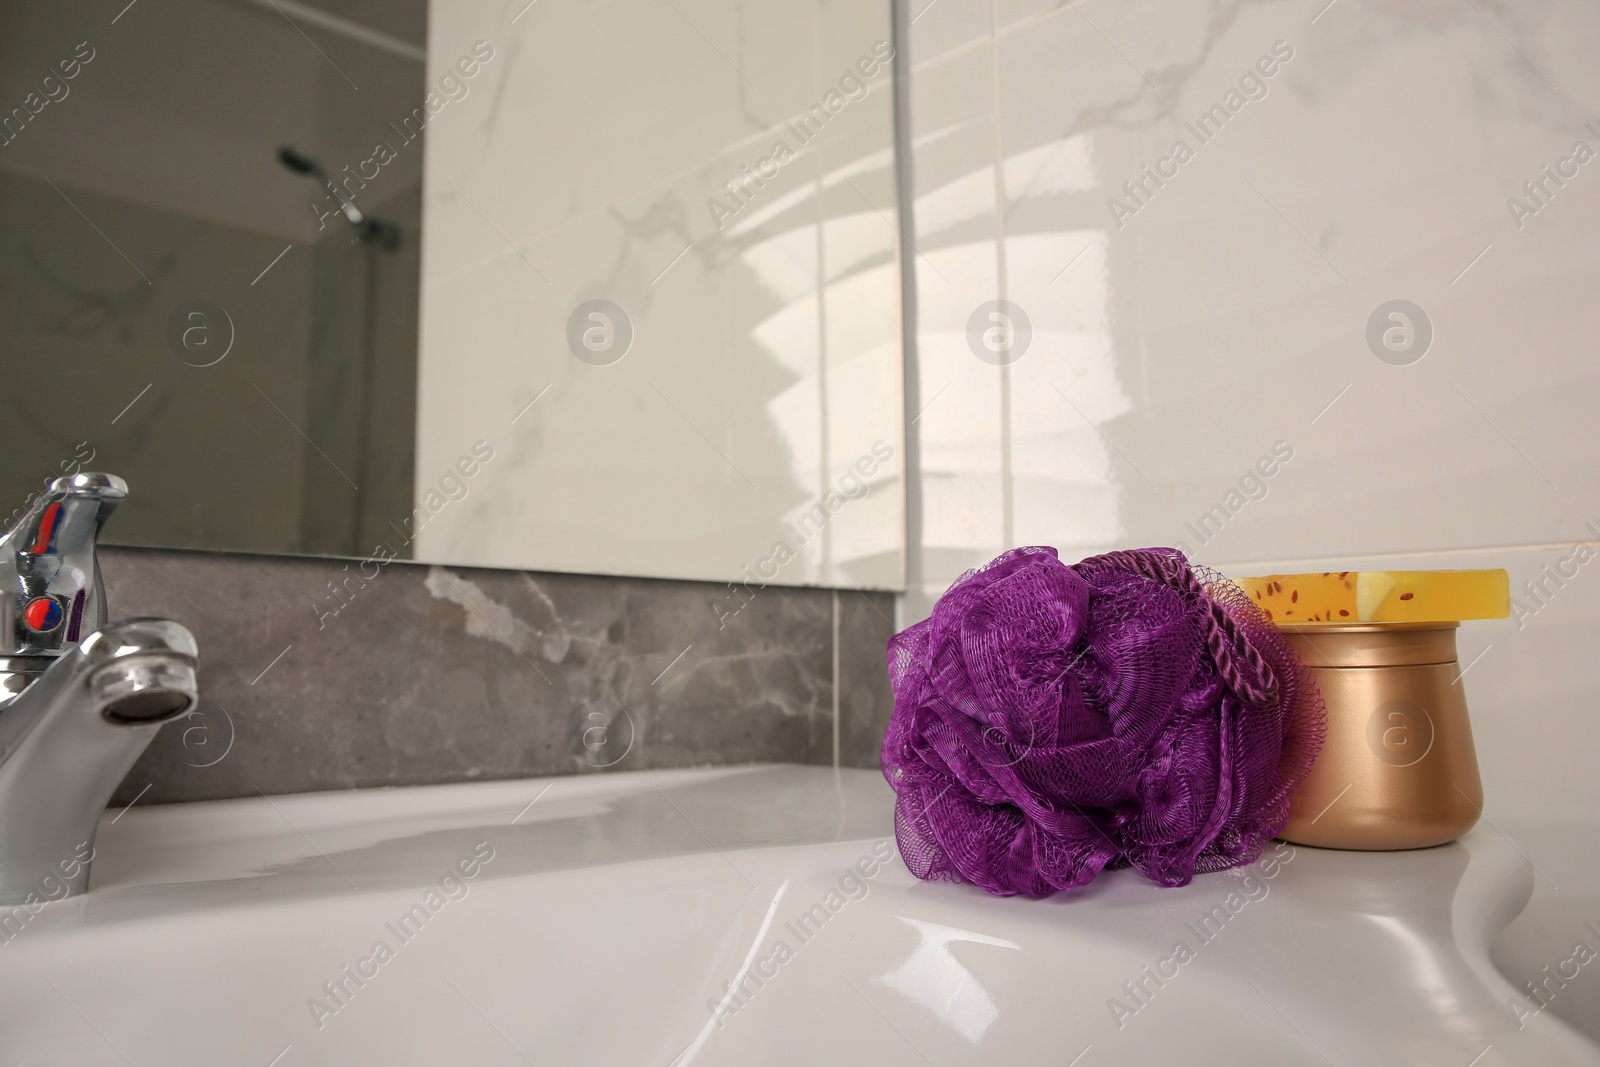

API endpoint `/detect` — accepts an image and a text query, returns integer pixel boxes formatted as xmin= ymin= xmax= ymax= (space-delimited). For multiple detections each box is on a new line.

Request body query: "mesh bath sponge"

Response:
xmin=881 ymin=547 xmax=1323 ymax=897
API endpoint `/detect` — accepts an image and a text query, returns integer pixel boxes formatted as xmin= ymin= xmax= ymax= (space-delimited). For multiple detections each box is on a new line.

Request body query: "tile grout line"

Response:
xmin=832 ymin=589 xmax=841 ymax=768
xmin=990 ymin=0 xmax=1013 ymax=551
xmin=811 ymin=5 xmax=833 ymax=580
xmin=1208 ymin=538 xmax=1600 ymax=573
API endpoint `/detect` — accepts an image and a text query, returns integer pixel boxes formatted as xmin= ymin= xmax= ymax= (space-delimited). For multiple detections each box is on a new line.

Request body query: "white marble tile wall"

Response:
xmin=899 ymin=0 xmax=1600 ymax=817
xmin=416 ymin=0 xmax=905 ymax=591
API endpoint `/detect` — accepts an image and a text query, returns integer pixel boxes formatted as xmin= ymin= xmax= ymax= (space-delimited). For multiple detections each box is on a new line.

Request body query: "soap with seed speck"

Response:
xmin=1234 ymin=569 xmax=1509 ymax=624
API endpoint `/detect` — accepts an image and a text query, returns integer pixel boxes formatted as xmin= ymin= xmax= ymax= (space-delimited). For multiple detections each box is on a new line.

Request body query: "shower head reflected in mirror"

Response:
xmin=277 ymin=145 xmax=401 ymax=251
xmin=277 ymin=146 xmax=323 ymax=177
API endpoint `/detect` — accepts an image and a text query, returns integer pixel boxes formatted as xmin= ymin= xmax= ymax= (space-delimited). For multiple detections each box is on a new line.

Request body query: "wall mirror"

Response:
xmin=1 ymin=0 xmax=905 ymax=591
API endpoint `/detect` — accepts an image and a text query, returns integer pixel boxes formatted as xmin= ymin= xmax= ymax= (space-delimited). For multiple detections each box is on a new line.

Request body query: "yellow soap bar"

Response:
xmin=1235 ymin=569 xmax=1510 ymax=624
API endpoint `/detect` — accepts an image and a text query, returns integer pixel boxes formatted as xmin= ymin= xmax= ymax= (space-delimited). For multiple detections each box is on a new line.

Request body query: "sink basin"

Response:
xmin=2 ymin=764 xmax=1596 ymax=1065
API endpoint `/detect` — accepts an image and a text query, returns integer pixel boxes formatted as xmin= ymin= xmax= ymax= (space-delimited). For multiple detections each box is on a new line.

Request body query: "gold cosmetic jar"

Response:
xmin=1278 ymin=622 xmax=1483 ymax=850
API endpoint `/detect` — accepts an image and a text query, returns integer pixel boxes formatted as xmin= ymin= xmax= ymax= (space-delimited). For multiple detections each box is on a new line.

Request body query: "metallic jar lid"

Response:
xmin=1277 ymin=621 xmax=1460 ymax=669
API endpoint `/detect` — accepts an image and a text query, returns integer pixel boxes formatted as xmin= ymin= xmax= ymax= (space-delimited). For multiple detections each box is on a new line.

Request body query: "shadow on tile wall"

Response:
xmin=103 ymin=546 xmax=895 ymax=805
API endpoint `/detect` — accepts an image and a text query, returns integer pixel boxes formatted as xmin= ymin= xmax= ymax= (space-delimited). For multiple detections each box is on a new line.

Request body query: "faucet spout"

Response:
xmin=0 ymin=618 xmax=197 ymax=903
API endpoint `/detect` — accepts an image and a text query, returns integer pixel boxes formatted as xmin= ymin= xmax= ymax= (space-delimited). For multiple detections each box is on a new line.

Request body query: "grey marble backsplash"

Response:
xmin=101 ymin=546 xmax=896 ymax=806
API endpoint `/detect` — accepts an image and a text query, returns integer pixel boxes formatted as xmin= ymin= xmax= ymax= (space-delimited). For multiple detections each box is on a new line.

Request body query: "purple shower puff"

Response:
xmin=881 ymin=546 xmax=1323 ymax=897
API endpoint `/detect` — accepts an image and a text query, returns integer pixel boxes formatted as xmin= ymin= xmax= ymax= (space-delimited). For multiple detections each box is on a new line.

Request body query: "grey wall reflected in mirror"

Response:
xmin=0 ymin=0 xmax=906 ymax=590
xmin=1 ymin=0 xmax=424 ymax=558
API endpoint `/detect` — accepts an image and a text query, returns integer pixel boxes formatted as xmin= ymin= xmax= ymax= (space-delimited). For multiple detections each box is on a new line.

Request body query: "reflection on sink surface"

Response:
xmin=2 ymin=765 xmax=1597 ymax=1066
xmin=1493 ymin=821 xmax=1600 ymax=1046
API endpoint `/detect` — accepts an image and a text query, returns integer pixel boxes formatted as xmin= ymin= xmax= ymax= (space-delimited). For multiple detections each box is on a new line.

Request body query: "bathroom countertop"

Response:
xmin=1 ymin=765 xmax=1594 ymax=1065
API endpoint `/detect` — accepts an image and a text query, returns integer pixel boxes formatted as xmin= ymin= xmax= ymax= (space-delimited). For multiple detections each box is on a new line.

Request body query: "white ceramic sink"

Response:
xmin=2 ymin=764 xmax=1596 ymax=1066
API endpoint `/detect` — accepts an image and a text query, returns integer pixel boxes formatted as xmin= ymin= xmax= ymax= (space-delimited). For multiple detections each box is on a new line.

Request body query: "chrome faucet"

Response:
xmin=0 ymin=474 xmax=198 ymax=903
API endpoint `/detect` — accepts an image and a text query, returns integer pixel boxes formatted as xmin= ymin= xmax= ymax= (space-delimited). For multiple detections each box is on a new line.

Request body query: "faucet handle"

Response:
xmin=0 ymin=473 xmax=127 ymax=658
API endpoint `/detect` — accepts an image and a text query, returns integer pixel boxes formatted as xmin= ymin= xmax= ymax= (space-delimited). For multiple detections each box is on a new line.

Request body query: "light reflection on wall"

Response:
xmin=908 ymin=130 xmax=1125 ymax=613
xmin=742 ymin=154 xmax=902 ymax=586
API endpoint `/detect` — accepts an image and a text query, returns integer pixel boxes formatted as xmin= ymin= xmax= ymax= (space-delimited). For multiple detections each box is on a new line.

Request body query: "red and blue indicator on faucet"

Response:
xmin=23 ymin=597 xmax=64 ymax=633
xmin=26 ymin=502 xmax=62 ymax=556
